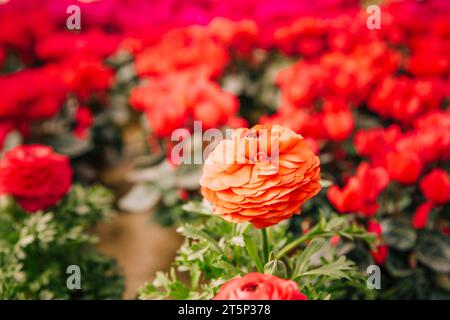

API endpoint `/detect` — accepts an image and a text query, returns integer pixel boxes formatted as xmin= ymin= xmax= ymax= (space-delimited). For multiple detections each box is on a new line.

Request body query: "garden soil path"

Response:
xmin=95 ymin=212 xmax=183 ymax=299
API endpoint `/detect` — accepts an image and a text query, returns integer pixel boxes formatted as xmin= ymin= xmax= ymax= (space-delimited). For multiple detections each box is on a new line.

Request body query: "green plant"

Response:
xmin=0 ymin=185 xmax=124 ymax=299
xmin=138 ymin=202 xmax=376 ymax=300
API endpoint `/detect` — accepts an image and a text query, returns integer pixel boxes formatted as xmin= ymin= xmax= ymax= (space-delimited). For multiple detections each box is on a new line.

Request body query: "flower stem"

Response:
xmin=275 ymin=228 xmax=328 ymax=260
xmin=261 ymin=228 xmax=269 ymax=263
xmin=275 ymin=234 xmax=308 ymax=260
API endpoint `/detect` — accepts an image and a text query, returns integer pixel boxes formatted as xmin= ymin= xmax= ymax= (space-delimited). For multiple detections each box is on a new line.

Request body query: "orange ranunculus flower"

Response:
xmin=200 ymin=125 xmax=321 ymax=228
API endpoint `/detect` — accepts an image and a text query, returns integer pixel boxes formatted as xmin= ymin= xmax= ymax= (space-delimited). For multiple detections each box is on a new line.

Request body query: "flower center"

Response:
xmin=241 ymin=283 xmax=259 ymax=292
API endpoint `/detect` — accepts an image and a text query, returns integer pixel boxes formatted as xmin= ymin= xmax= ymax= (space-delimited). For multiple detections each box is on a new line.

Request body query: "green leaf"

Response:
xmin=189 ymin=264 xmax=201 ymax=290
xmin=168 ymin=281 xmax=191 ymax=300
xmin=382 ymin=220 xmax=417 ymax=251
xmin=211 ymin=260 xmax=245 ymax=276
xmin=177 ymin=225 xmax=223 ymax=254
xmin=416 ymin=233 xmax=450 ymax=273
xmin=292 ymin=238 xmax=326 ymax=279
xmin=244 ymin=235 xmax=264 ymax=273
xmin=384 ymin=253 xmax=415 ymax=278
xmin=295 ymin=256 xmax=354 ymax=280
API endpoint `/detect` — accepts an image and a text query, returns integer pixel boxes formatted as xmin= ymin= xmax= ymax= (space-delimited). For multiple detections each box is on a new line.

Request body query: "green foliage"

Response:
xmin=380 ymin=228 xmax=450 ymax=299
xmin=297 ymin=177 xmax=450 ymax=300
xmin=137 ymin=204 xmax=376 ymax=300
xmin=0 ymin=185 xmax=124 ymax=299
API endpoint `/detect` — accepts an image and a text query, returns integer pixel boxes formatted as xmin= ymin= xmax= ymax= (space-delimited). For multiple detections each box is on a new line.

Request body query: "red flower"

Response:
xmin=386 ymin=151 xmax=422 ymax=185
xmin=412 ymin=111 xmax=450 ymax=163
xmin=327 ymin=179 xmax=364 ymax=214
xmin=207 ymin=18 xmax=259 ymax=57
xmin=354 ymin=125 xmax=402 ymax=165
xmin=371 ymin=245 xmax=389 ymax=265
xmin=36 ymin=30 xmax=120 ymax=62
xmin=367 ymin=220 xmax=388 ymax=265
xmin=274 ymin=17 xmax=328 ymax=56
xmin=276 ymin=61 xmax=326 ymax=107
xmin=0 ymin=68 xmax=67 ymax=122
xmin=0 ymin=46 xmax=5 ymax=69
xmin=327 ymin=163 xmax=389 ymax=216
xmin=0 ymin=145 xmax=73 ymax=212
xmin=50 ymin=58 xmax=114 ymax=103
xmin=134 ymin=25 xmax=229 ymax=78
xmin=129 ymin=72 xmax=239 ymax=138
xmin=129 ymin=75 xmax=189 ymax=137
xmin=368 ymin=76 xmax=445 ymax=124
xmin=261 ymin=106 xmax=327 ymax=141
xmin=213 ymin=273 xmax=307 ymax=300
xmin=74 ymin=106 xmax=94 ymax=139
xmin=323 ymin=97 xmax=354 ymax=141
xmin=419 ymin=169 xmax=450 ymax=205
xmin=407 ymin=35 xmax=450 ymax=77
xmin=412 ymin=201 xmax=433 ymax=229
xmin=367 ymin=220 xmax=382 ymax=237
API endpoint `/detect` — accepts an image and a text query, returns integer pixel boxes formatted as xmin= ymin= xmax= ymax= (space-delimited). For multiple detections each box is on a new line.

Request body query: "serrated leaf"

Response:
xmin=296 ymin=256 xmax=354 ymax=280
xmin=244 ymin=235 xmax=264 ymax=273
xmin=292 ymin=238 xmax=326 ymax=279
xmin=177 ymin=225 xmax=223 ymax=254
xmin=211 ymin=260 xmax=244 ymax=276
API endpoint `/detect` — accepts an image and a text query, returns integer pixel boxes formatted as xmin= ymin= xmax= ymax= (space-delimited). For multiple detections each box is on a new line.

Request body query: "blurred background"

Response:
xmin=0 ymin=0 xmax=449 ymax=299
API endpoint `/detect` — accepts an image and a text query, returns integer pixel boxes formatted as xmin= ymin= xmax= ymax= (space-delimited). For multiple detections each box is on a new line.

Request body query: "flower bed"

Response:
xmin=0 ymin=0 xmax=449 ymax=300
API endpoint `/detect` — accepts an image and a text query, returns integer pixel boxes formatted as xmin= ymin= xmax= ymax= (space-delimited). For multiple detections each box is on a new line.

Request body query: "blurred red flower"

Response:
xmin=0 ymin=46 xmax=5 ymax=69
xmin=354 ymin=125 xmax=402 ymax=166
xmin=0 ymin=145 xmax=73 ymax=212
xmin=0 ymin=68 xmax=67 ymax=122
xmin=367 ymin=220 xmax=388 ymax=265
xmin=327 ymin=163 xmax=389 ymax=216
xmin=323 ymin=97 xmax=354 ymax=141
xmin=412 ymin=201 xmax=433 ymax=229
xmin=130 ymin=72 xmax=239 ymax=137
xmin=135 ymin=25 xmax=229 ymax=79
xmin=369 ymin=76 xmax=446 ymax=124
xmin=371 ymin=245 xmax=389 ymax=266
xmin=386 ymin=151 xmax=422 ymax=185
xmin=36 ymin=30 xmax=121 ymax=62
xmin=419 ymin=169 xmax=450 ymax=205
xmin=74 ymin=106 xmax=94 ymax=139
xmin=50 ymin=58 xmax=114 ymax=103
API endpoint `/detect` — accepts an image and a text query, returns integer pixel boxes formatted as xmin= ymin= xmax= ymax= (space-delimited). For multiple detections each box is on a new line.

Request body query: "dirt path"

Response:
xmin=95 ymin=212 xmax=183 ymax=299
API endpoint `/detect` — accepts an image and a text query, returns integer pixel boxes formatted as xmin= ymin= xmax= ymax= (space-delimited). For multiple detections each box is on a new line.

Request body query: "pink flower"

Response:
xmin=214 ymin=273 xmax=307 ymax=300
